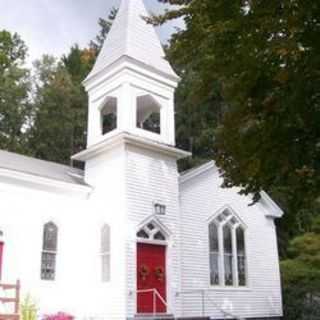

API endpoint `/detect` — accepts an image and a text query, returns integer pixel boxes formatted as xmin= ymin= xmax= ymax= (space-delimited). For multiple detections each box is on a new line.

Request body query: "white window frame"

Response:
xmin=208 ymin=207 xmax=248 ymax=288
xmin=136 ymin=220 xmax=168 ymax=246
xmin=41 ymin=222 xmax=58 ymax=281
xmin=135 ymin=93 xmax=164 ymax=140
xmin=99 ymin=96 xmax=118 ymax=136
xmin=101 ymin=224 xmax=111 ymax=283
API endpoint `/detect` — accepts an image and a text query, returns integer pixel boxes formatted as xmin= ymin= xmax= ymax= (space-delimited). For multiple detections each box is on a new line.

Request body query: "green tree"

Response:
xmin=90 ymin=7 xmax=118 ymax=55
xmin=0 ymin=30 xmax=31 ymax=153
xmin=281 ymin=217 xmax=320 ymax=319
xmin=28 ymin=56 xmax=79 ymax=164
xmin=168 ymin=49 xmax=227 ymax=171
xmin=152 ymin=0 xmax=320 ymax=247
xmin=28 ymin=7 xmax=118 ymax=164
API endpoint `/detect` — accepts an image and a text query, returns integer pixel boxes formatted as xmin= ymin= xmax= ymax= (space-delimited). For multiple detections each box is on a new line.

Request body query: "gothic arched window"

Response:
xmin=41 ymin=222 xmax=58 ymax=281
xmin=101 ymin=97 xmax=117 ymax=135
xmin=136 ymin=221 xmax=167 ymax=242
xmin=136 ymin=95 xmax=161 ymax=134
xmin=101 ymin=224 xmax=111 ymax=282
xmin=208 ymin=209 xmax=247 ymax=287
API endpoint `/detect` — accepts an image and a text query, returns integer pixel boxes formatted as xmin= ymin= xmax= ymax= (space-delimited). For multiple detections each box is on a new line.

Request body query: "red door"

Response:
xmin=0 ymin=241 xmax=4 ymax=280
xmin=137 ymin=243 xmax=167 ymax=314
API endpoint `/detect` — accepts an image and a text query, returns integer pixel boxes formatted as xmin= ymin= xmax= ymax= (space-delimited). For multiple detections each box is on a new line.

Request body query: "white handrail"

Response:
xmin=130 ymin=288 xmax=174 ymax=318
xmin=176 ymin=289 xmax=244 ymax=320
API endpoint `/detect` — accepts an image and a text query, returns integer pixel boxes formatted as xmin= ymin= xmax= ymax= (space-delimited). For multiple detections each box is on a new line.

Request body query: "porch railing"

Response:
xmin=175 ymin=289 xmax=244 ymax=320
xmin=130 ymin=288 xmax=174 ymax=318
xmin=0 ymin=280 xmax=20 ymax=320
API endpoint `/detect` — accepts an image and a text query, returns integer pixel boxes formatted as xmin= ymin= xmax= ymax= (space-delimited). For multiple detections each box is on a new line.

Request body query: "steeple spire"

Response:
xmin=86 ymin=0 xmax=178 ymax=82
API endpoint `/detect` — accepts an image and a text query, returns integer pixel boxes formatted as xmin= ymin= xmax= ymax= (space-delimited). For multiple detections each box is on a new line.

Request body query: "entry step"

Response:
xmin=133 ymin=316 xmax=210 ymax=320
xmin=134 ymin=314 xmax=174 ymax=320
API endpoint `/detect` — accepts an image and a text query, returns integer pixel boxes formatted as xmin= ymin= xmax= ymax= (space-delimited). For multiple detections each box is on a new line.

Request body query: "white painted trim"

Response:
xmin=180 ymin=162 xmax=284 ymax=220
xmin=179 ymin=161 xmax=219 ymax=184
xmin=136 ymin=239 xmax=169 ymax=246
xmin=0 ymin=167 xmax=92 ymax=196
xmin=84 ymin=55 xmax=180 ymax=90
xmin=259 ymin=191 xmax=284 ymax=218
xmin=136 ymin=215 xmax=172 ymax=239
xmin=208 ymin=206 xmax=250 ymax=289
xmin=207 ymin=205 xmax=248 ymax=229
xmin=72 ymin=132 xmax=190 ymax=161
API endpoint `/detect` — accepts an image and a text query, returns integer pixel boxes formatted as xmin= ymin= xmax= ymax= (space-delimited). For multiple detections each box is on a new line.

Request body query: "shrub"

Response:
xmin=21 ymin=295 xmax=38 ymax=320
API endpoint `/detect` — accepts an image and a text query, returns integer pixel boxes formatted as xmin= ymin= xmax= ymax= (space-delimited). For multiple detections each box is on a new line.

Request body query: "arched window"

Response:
xmin=101 ymin=224 xmax=111 ymax=282
xmin=208 ymin=209 xmax=247 ymax=287
xmin=136 ymin=95 xmax=161 ymax=134
xmin=101 ymin=97 xmax=117 ymax=135
xmin=136 ymin=220 xmax=167 ymax=242
xmin=41 ymin=222 xmax=58 ymax=281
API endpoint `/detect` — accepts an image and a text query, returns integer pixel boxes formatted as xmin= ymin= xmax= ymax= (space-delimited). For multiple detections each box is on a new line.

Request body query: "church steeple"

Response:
xmin=79 ymin=0 xmax=180 ymax=150
xmin=85 ymin=0 xmax=178 ymax=83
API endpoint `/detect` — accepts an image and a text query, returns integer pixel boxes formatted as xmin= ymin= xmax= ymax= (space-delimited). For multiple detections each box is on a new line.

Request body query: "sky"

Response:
xmin=0 ymin=0 xmax=180 ymax=64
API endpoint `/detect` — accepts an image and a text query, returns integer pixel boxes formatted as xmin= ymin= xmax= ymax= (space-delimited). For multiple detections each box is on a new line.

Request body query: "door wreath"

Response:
xmin=154 ymin=266 xmax=165 ymax=281
xmin=139 ymin=264 xmax=150 ymax=281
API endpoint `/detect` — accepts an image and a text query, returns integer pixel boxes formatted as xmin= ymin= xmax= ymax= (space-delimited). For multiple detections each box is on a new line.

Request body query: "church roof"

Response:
xmin=180 ymin=161 xmax=284 ymax=218
xmin=86 ymin=0 xmax=178 ymax=82
xmin=0 ymin=150 xmax=86 ymax=187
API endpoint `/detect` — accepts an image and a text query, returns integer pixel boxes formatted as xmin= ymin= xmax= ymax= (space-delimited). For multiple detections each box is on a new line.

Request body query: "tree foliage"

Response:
xmin=153 ymin=0 xmax=320 ymax=246
xmin=27 ymin=8 xmax=116 ymax=165
xmin=89 ymin=7 xmax=118 ymax=55
xmin=281 ymin=217 xmax=320 ymax=319
xmin=28 ymin=56 xmax=80 ymax=164
xmin=0 ymin=30 xmax=31 ymax=153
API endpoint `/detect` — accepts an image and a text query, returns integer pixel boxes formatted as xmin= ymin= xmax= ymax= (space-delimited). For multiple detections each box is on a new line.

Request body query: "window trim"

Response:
xmin=208 ymin=207 xmax=249 ymax=289
xmin=101 ymin=224 xmax=111 ymax=283
xmin=135 ymin=94 xmax=162 ymax=136
xmin=136 ymin=218 xmax=170 ymax=246
xmin=41 ymin=221 xmax=58 ymax=281
xmin=99 ymin=96 xmax=118 ymax=136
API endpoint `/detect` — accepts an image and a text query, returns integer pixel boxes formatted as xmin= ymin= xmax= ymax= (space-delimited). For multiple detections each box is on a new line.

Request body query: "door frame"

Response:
xmin=135 ymin=216 xmax=172 ymax=315
xmin=136 ymin=239 xmax=169 ymax=314
xmin=0 ymin=233 xmax=4 ymax=281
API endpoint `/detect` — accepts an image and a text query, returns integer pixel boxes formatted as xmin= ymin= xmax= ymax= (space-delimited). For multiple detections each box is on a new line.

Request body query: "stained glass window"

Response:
xmin=41 ymin=222 xmax=58 ymax=280
xmin=136 ymin=220 xmax=167 ymax=242
xmin=208 ymin=209 xmax=247 ymax=287
xmin=223 ymin=224 xmax=233 ymax=286
xmin=237 ymin=227 xmax=246 ymax=286
xmin=209 ymin=223 xmax=219 ymax=285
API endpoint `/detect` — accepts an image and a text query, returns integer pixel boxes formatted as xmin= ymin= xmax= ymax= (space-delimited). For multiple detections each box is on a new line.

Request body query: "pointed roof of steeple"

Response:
xmin=86 ymin=0 xmax=178 ymax=82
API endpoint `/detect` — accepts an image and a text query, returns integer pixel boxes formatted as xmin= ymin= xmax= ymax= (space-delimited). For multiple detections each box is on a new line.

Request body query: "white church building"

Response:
xmin=0 ymin=0 xmax=284 ymax=319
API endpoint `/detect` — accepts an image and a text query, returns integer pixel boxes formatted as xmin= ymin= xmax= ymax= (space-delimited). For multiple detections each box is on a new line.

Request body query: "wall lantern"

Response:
xmin=154 ymin=203 xmax=166 ymax=215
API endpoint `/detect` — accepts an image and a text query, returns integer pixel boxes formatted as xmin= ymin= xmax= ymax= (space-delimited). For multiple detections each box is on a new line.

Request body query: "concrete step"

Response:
xmin=133 ymin=314 xmax=174 ymax=320
xmin=133 ymin=316 xmax=210 ymax=320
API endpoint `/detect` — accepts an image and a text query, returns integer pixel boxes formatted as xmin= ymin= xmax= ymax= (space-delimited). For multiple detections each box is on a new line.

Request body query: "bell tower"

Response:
xmin=81 ymin=0 xmax=179 ymax=148
xmin=72 ymin=1 xmax=189 ymax=318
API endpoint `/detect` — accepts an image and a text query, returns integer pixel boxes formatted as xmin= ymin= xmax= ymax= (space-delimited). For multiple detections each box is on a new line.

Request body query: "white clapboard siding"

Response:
xmin=179 ymin=166 xmax=283 ymax=319
xmin=125 ymin=145 xmax=182 ymax=317
xmin=0 ymin=147 xmax=129 ymax=320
